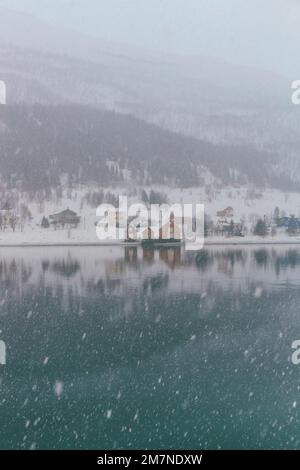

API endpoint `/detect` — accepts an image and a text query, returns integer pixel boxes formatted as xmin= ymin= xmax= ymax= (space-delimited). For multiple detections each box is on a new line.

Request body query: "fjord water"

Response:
xmin=0 ymin=245 xmax=300 ymax=450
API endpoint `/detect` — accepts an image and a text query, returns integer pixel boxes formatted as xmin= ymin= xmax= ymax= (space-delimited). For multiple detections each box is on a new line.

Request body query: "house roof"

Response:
xmin=217 ymin=206 xmax=233 ymax=213
xmin=50 ymin=209 xmax=78 ymax=219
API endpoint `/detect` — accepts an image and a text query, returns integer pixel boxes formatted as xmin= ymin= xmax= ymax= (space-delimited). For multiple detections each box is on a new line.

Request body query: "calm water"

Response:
xmin=0 ymin=245 xmax=300 ymax=450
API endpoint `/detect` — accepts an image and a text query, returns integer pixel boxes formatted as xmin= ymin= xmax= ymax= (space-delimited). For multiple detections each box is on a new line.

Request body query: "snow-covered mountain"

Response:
xmin=1 ymin=7 xmax=300 ymax=191
xmin=0 ymin=7 xmax=297 ymax=143
xmin=0 ymin=103 xmax=299 ymax=192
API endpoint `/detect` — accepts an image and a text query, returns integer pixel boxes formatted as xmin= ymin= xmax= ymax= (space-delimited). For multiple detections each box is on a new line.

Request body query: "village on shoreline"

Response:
xmin=0 ymin=186 xmax=300 ymax=247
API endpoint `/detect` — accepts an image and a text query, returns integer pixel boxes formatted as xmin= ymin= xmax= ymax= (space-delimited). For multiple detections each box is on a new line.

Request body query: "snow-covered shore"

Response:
xmin=204 ymin=236 xmax=300 ymax=246
xmin=0 ymin=228 xmax=300 ymax=247
xmin=2 ymin=183 xmax=300 ymax=247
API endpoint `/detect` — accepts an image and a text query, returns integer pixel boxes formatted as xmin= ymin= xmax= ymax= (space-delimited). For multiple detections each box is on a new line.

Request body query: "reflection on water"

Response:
xmin=0 ymin=245 xmax=300 ymax=449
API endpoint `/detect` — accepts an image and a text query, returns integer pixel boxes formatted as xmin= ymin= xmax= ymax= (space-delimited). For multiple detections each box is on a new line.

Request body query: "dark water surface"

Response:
xmin=0 ymin=245 xmax=300 ymax=449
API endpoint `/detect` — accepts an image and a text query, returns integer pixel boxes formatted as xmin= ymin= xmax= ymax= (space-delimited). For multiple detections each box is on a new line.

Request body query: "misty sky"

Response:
xmin=0 ymin=0 xmax=300 ymax=77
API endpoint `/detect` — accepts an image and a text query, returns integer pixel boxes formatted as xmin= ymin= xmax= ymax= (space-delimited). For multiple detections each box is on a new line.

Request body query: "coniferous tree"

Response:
xmin=41 ymin=216 xmax=50 ymax=228
xmin=254 ymin=219 xmax=267 ymax=237
xmin=287 ymin=215 xmax=298 ymax=235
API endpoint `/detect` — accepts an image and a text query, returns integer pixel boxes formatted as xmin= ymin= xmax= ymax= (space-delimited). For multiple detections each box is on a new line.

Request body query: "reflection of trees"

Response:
xmin=50 ymin=257 xmax=80 ymax=278
xmin=252 ymin=248 xmax=300 ymax=272
xmin=215 ymin=249 xmax=247 ymax=267
xmin=195 ymin=250 xmax=213 ymax=271
xmin=193 ymin=248 xmax=300 ymax=274
xmin=1 ymin=246 xmax=300 ymax=429
xmin=286 ymin=250 xmax=299 ymax=268
xmin=194 ymin=249 xmax=247 ymax=274
xmin=0 ymin=259 xmax=32 ymax=291
xmin=86 ymin=278 xmax=122 ymax=295
xmin=41 ymin=260 xmax=50 ymax=272
xmin=215 ymin=250 xmax=247 ymax=275
xmin=0 ymin=266 xmax=298 ymax=451
xmin=143 ymin=273 xmax=169 ymax=294
xmin=254 ymin=249 xmax=269 ymax=267
xmin=273 ymin=249 xmax=300 ymax=274
xmin=2 ymin=276 xmax=286 ymax=378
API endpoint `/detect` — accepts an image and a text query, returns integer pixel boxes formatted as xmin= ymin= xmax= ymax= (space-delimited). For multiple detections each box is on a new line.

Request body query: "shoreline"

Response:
xmin=0 ymin=239 xmax=300 ymax=247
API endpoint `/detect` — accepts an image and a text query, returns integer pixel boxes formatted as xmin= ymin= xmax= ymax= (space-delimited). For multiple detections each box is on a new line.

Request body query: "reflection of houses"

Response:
xmin=49 ymin=209 xmax=80 ymax=228
xmin=217 ymin=257 xmax=234 ymax=275
xmin=105 ymin=260 xmax=125 ymax=277
xmin=124 ymin=246 xmax=183 ymax=269
xmin=159 ymin=247 xmax=182 ymax=269
xmin=51 ymin=258 xmax=80 ymax=278
xmin=143 ymin=247 xmax=155 ymax=263
xmin=217 ymin=206 xmax=233 ymax=218
xmin=125 ymin=246 xmax=138 ymax=265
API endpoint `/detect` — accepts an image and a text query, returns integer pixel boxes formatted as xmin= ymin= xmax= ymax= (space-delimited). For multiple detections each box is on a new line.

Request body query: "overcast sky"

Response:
xmin=0 ymin=0 xmax=299 ymax=77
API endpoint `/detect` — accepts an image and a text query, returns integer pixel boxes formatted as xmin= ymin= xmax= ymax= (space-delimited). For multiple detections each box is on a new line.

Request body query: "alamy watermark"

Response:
xmin=0 ymin=80 xmax=8 ymax=366
xmin=291 ymin=80 xmax=300 ymax=105
xmin=0 ymin=80 xmax=6 ymax=105
xmin=291 ymin=340 xmax=300 ymax=365
xmin=0 ymin=340 xmax=6 ymax=365
xmin=95 ymin=196 xmax=204 ymax=250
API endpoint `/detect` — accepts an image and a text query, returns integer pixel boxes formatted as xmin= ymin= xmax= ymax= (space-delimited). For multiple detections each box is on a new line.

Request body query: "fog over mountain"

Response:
xmin=0 ymin=5 xmax=300 ymax=190
xmin=1 ymin=0 xmax=300 ymax=77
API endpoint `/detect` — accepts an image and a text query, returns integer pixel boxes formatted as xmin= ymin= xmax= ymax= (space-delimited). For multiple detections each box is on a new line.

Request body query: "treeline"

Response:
xmin=0 ymin=104 xmax=297 ymax=191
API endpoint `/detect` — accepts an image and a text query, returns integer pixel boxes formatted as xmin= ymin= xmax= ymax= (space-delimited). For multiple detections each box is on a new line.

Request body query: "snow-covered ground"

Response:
xmin=1 ymin=184 xmax=300 ymax=246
